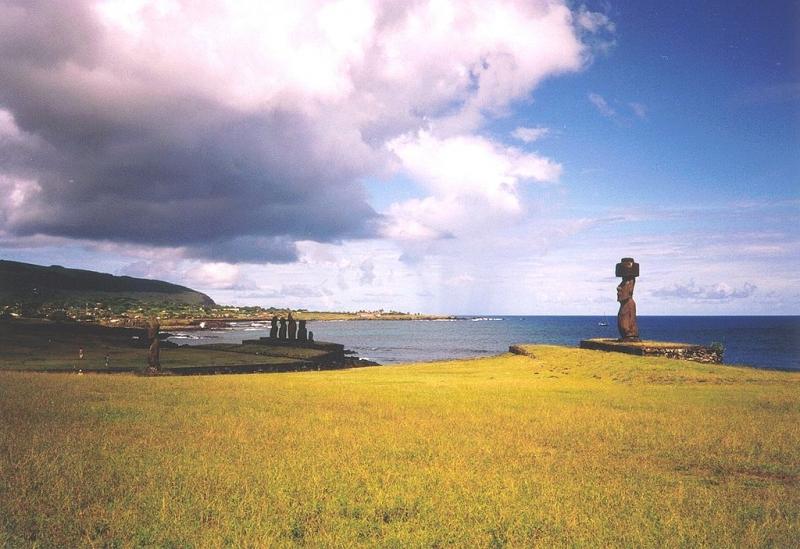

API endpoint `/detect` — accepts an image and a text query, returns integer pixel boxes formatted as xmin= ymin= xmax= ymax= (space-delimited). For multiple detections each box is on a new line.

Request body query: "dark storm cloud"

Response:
xmin=0 ymin=0 xmax=100 ymax=67
xmin=0 ymin=0 xmax=380 ymax=263
xmin=185 ymin=236 xmax=299 ymax=265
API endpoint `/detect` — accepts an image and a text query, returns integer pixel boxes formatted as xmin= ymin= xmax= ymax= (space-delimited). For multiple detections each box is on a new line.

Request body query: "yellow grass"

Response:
xmin=1 ymin=345 xmax=798 ymax=547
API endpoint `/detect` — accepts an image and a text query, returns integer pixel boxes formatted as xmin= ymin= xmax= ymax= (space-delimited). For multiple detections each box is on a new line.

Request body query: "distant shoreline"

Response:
xmin=158 ymin=314 xmax=458 ymax=331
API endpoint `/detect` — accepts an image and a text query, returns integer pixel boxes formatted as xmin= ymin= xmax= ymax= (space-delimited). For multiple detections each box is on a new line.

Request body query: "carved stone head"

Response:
xmin=616 ymin=278 xmax=635 ymax=302
xmin=615 ymin=257 xmax=639 ymax=278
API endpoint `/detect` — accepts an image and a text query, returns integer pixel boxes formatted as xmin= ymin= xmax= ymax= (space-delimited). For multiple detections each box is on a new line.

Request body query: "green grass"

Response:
xmin=1 ymin=345 xmax=798 ymax=547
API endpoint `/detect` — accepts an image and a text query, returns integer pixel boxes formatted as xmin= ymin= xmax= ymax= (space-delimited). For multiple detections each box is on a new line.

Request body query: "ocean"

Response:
xmin=169 ymin=316 xmax=800 ymax=371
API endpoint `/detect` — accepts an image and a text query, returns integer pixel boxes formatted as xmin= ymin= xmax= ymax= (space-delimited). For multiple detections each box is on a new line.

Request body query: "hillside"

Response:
xmin=0 ymin=259 xmax=214 ymax=307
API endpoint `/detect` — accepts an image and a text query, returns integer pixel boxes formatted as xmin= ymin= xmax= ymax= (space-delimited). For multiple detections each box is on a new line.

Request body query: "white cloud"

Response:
xmin=0 ymin=176 xmax=42 ymax=223
xmin=93 ymin=0 xmax=376 ymax=110
xmin=0 ymin=109 xmax=22 ymax=139
xmin=359 ymin=258 xmax=376 ymax=285
xmin=575 ymin=6 xmax=616 ymax=55
xmin=92 ymin=0 xmax=590 ymax=121
xmin=0 ymin=0 xmax=613 ymax=263
xmin=588 ymin=95 xmax=648 ymax=122
xmin=588 ymin=92 xmax=616 ymax=117
xmin=6 ymin=1 xmax=693 ymax=315
xmin=184 ymin=262 xmax=242 ymax=290
xmin=7 ymin=201 xmax=796 ymax=315
xmin=445 ymin=274 xmax=475 ymax=287
xmin=576 ymin=8 xmax=615 ymax=34
xmin=384 ymin=131 xmax=561 ymax=242
xmin=652 ymin=280 xmax=757 ymax=301
xmin=511 ymin=126 xmax=551 ymax=143
xmin=629 ymin=102 xmax=648 ymax=119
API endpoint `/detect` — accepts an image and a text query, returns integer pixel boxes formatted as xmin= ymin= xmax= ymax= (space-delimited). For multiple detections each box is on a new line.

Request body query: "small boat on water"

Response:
xmin=598 ymin=320 xmax=609 ymax=327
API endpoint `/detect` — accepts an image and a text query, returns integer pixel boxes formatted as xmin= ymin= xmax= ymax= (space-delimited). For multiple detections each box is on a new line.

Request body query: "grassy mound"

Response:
xmin=1 ymin=346 xmax=798 ymax=546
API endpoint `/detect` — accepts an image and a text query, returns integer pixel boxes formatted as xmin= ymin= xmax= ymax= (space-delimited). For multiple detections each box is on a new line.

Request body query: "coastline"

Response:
xmin=157 ymin=314 xmax=459 ymax=331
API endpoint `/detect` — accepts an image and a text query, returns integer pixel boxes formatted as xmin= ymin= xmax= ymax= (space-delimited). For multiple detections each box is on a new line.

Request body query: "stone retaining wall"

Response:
xmin=579 ymin=338 xmax=723 ymax=364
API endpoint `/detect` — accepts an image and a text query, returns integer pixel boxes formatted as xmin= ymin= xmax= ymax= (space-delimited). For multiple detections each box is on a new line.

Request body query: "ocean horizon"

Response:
xmin=170 ymin=315 xmax=800 ymax=371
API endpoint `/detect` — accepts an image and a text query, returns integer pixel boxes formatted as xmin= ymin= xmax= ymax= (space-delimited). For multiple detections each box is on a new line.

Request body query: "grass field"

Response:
xmin=1 ymin=345 xmax=798 ymax=546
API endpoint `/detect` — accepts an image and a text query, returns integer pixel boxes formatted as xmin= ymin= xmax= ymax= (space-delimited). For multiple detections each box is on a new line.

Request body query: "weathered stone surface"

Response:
xmin=298 ymin=320 xmax=308 ymax=341
xmin=509 ymin=345 xmax=536 ymax=358
xmin=242 ymin=336 xmax=345 ymax=365
xmin=269 ymin=315 xmax=278 ymax=338
xmin=615 ymin=257 xmax=640 ymax=278
xmin=278 ymin=317 xmax=287 ymax=339
xmin=615 ymin=257 xmax=641 ymax=342
xmin=287 ymin=312 xmax=297 ymax=340
xmin=616 ymin=277 xmax=639 ymax=341
xmin=580 ymin=338 xmax=723 ymax=364
xmin=147 ymin=318 xmax=161 ymax=371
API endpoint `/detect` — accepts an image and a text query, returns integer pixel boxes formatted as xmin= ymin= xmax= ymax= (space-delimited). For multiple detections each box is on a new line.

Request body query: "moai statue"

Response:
xmin=269 ymin=315 xmax=279 ymax=338
xmin=287 ymin=312 xmax=297 ymax=340
xmin=297 ymin=320 xmax=308 ymax=341
xmin=278 ymin=317 xmax=288 ymax=339
xmin=308 ymin=331 xmax=314 ymax=342
xmin=147 ymin=318 xmax=161 ymax=371
xmin=615 ymin=257 xmax=640 ymax=342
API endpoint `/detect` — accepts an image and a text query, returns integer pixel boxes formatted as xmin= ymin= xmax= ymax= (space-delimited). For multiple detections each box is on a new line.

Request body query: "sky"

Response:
xmin=0 ymin=0 xmax=798 ymax=315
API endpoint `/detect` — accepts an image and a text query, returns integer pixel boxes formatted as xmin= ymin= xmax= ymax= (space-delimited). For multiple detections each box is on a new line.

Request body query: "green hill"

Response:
xmin=0 ymin=259 xmax=215 ymax=307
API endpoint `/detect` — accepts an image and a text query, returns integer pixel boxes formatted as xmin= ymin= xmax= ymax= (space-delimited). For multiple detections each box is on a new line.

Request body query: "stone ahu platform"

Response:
xmin=579 ymin=338 xmax=723 ymax=364
xmin=242 ymin=337 xmax=346 ymax=365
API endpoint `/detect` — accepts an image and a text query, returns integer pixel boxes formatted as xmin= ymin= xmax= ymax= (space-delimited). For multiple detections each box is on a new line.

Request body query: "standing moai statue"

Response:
xmin=287 ymin=312 xmax=297 ymax=340
xmin=615 ymin=257 xmax=640 ymax=342
xmin=147 ymin=317 xmax=161 ymax=371
xmin=308 ymin=331 xmax=314 ymax=342
xmin=298 ymin=320 xmax=308 ymax=341
xmin=278 ymin=317 xmax=288 ymax=339
xmin=269 ymin=315 xmax=279 ymax=338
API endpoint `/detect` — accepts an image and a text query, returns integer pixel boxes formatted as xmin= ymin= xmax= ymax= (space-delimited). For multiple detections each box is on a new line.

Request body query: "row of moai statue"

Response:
xmin=269 ymin=312 xmax=313 ymax=342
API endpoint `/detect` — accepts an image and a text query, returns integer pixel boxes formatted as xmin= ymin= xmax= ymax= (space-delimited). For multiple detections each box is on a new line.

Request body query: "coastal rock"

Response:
xmin=509 ymin=345 xmax=536 ymax=358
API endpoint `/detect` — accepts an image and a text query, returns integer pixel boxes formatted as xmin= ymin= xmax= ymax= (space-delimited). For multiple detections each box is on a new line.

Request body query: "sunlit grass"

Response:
xmin=1 ymin=345 xmax=798 ymax=546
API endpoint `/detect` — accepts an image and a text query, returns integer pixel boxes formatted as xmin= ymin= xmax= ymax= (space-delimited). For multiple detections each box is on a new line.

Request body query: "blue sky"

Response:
xmin=0 ymin=0 xmax=797 ymax=314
